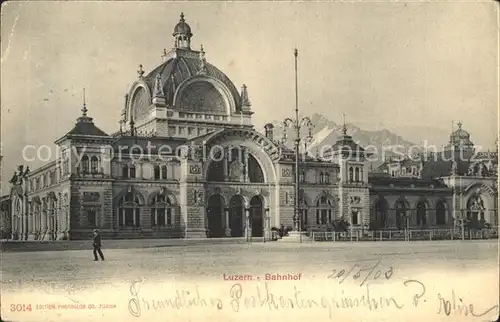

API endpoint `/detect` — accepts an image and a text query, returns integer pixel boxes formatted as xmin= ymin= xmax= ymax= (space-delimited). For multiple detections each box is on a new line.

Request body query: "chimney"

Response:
xmin=264 ymin=123 xmax=274 ymax=141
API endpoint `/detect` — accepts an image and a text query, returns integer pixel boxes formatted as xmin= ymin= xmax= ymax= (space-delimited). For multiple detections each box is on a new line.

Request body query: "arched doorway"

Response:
xmin=118 ymin=191 xmax=142 ymax=228
xmin=249 ymin=196 xmax=264 ymax=237
xmin=371 ymin=198 xmax=388 ymax=230
xmin=436 ymin=200 xmax=446 ymax=225
xmin=416 ymin=201 xmax=427 ymax=227
xmin=229 ymin=195 xmax=245 ymax=237
xmin=150 ymin=194 xmax=173 ymax=228
xmin=467 ymin=194 xmax=485 ymax=224
xmin=207 ymin=195 xmax=225 ymax=237
xmin=316 ymin=195 xmax=333 ymax=225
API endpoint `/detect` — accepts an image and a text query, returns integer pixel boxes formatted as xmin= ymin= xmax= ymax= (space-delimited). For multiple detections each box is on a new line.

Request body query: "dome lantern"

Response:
xmin=173 ymin=12 xmax=193 ymax=50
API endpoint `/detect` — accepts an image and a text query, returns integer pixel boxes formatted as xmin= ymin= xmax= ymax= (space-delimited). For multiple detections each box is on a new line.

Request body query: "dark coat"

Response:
xmin=93 ymin=233 xmax=102 ymax=248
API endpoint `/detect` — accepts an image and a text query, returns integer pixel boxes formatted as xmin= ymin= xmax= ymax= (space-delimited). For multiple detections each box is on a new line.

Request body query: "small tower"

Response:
xmin=240 ymin=84 xmax=252 ymax=114
xmin=173 ymin=12 xmax=192 ymax=50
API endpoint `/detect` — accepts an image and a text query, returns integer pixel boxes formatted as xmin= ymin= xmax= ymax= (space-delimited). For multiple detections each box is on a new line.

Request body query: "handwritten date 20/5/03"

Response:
xmin=327 ymin=260 xmax=393 ymax=286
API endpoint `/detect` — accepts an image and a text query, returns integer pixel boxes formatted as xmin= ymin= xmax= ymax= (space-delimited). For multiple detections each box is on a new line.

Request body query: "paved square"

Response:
xmin=1 ymin=240 xmax=498 ymax=322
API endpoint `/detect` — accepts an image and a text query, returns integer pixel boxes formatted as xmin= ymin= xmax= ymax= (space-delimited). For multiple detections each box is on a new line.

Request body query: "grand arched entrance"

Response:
xmin=229 ymin=195 xmax=245 ymax=237
xmin=207 ymin=195 xmax=225 ymax=237
xmin=249 ymin=196 xmax=264 ymax=237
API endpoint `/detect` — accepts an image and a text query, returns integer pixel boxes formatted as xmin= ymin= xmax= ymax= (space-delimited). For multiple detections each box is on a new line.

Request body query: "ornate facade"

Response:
xmin=5 ymin=14 xmax=372 ymax=241
xmin=3 ymin=14 xmax=497 ymax=241
xmin=373 ymin=122 xmax=498 ymax=230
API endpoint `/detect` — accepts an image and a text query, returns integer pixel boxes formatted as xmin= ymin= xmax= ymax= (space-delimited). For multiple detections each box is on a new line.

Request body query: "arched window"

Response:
xmin=118 ymin=191 xmax=141 ymax=228
xmin=154 ymin=165 xmax=160 ymax=180
xmin=63 ymin=158 xmax=69 ymax=174
xmin=355 ymin=167 xmax=360 ymax=181
xmin=436 ymin=201 xmax=446 ymax=225
xmin=319 ymin=172 xmax=324 ymax=184
xmin=161 ymin=165 xmax=168 ymax=179
xmin=122 ymin=164 xmax=129 ymax=178
xmin=316 ymin=195 xmax=333 ymax=225
xmin=82 ymin=156 xmax=89 ymax=173
xmin=349 ymin=167 xmax=354 ymax=182
xmin=150 ymin=194 xmax=173 ymax=227
xmin=416 ymin=201 xmax=427 ymax=226
xmin=325 ymin=172 xmax=330 ymax=184
xmin=91 ymin=156 xmax=99 ymax=174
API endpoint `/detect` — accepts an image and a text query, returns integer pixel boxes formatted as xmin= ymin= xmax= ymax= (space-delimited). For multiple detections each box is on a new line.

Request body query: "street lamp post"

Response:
xmin=282 ymin=48 xmax=314 ymax=243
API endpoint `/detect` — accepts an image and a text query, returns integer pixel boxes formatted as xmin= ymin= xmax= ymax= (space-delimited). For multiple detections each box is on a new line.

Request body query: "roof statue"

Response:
xmin=198 ymin=45 xmax=207 ymax=75
xmin=240 ymin=84 xmax=251 ymax=107
xmin=137 ymin=64 xmax=145 ymax=78
xmin=154 ymin=74 xmax=164 ymax=97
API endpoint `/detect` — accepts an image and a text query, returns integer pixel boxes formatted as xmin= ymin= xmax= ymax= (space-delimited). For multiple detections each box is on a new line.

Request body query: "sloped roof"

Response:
xmin=65 ymin=116 xmax=109 ymax=137
xmin=369 ymin=174 xmax=448 ymax=188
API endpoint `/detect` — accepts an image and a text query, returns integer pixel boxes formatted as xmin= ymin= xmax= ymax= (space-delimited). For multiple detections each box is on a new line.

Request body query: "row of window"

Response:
xmin=121 ymin=165 xmax=170 ymax=179
xmin=298 ymin=171 xmax=331 ymax=184
xmin=348 ymin=166 xmax=363 ymax=182
xmin=80 ymin=156 xmax=101 ymax=174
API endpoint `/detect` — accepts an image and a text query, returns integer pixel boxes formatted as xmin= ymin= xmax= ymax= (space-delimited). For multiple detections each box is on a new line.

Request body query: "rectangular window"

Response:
xmin=352 ymin=211 xmax=358 ymax=225
xmin=167 ymin=208 xmax=172 ymax=225
xmin=321 ymin=210 xmax=328 ymax=224
xmin=157 ymin=209 xmax=166 ymax=226
xmin=124 ymin=209 xmax=134 ymax=227
xmin=161 ymin=166 xmax=168 ymax=179
xmin=87 ymin=209 xmax=97 ymax=227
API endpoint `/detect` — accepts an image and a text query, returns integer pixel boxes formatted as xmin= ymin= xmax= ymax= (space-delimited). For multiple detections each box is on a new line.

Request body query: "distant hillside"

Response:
xmin=267 ymin=113 xmax=422 ymax=167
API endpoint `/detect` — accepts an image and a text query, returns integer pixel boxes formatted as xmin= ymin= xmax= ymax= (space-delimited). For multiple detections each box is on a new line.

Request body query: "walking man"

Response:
xmin=92 ymin=229 xmax=105 ymax=261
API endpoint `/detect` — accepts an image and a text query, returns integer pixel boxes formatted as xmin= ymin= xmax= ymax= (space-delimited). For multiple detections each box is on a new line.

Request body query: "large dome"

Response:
xmin=143 ymin=55 xmax=242 ymax=112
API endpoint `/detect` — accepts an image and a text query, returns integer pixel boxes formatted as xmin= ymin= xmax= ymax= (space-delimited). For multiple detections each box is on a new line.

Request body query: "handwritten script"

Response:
xmin=326 ymin=260 xmax=394 ymax=287
xmin=127 ymin=279 xmax=498 ymax=320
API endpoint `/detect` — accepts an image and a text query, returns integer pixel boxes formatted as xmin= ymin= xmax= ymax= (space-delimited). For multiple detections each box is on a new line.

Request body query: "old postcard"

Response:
xmin=1 ymin=1 xmax=499 ymax=322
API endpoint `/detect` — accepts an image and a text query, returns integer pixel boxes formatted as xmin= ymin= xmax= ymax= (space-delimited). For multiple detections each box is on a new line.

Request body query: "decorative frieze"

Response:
xmin=281 ymin=168 xmax=292 ymax=177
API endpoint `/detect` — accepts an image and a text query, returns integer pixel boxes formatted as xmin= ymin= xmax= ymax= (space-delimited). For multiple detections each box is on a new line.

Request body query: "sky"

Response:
xmin=1 ymin=1 xmax=498 ymax=194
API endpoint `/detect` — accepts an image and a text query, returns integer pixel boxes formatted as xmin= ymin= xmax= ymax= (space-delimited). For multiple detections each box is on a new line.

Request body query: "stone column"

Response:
xmin=223 ymin=148 xmax=229 ymax=181
xmin=245 ymin=207 xmax=250 ymax=240
xmin=224 ymin=208 xmax=231 ymax=237
xmin=41 ymin=201 xmax=47 ymax=232
xmin=264 ymin=208 xmax=270 ymax=241
xmin=243 ymin=149 xmax=249 ymax=182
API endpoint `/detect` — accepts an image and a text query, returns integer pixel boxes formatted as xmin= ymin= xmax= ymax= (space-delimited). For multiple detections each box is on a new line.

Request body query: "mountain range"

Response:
xmin=266 ymin=113 xmax=433 ymax=167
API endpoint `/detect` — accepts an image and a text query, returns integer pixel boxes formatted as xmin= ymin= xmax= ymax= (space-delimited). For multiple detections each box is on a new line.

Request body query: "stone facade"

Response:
xmin=3 ymin=14 xmax=497 ymax=241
